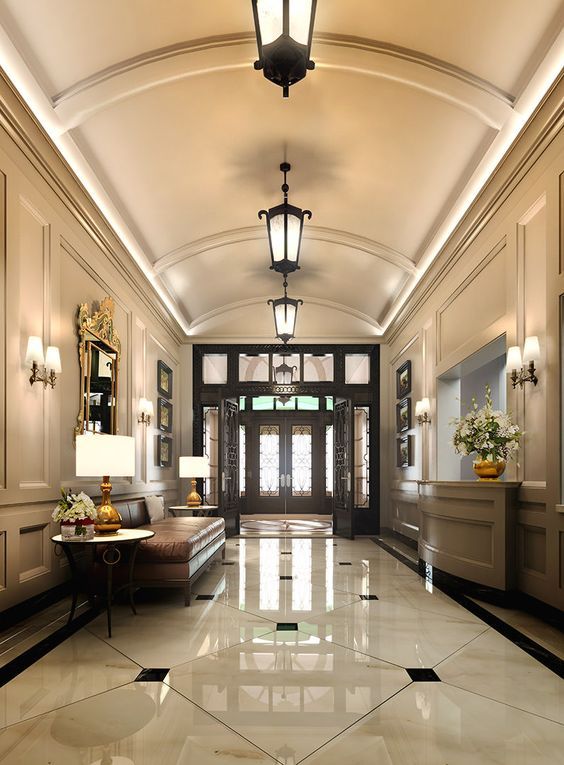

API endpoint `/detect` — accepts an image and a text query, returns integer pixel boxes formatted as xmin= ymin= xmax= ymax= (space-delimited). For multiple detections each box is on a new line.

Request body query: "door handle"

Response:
xmin=222 ymin=472 xmax=232 ymax=492
xmin=286 ymin=473 xmax=292 ymax=486
xmin=280 ymin=474 xmax=286 ymax=487
xmin=347 ymin=471 xmax=351 ymax=493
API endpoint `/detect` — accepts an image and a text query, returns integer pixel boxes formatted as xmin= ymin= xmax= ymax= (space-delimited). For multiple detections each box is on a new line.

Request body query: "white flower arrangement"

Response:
xmin=451 ymin=385 xmax=522 ymax=463
xmin=52 ymin=489 xmax=97 ymax=523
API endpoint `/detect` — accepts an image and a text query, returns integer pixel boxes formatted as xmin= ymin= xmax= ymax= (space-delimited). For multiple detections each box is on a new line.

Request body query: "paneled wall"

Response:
xmin=0 ymin=75 xmax=184 ymax=611
xmin=383 ymin=78 xmax=564 ymax=610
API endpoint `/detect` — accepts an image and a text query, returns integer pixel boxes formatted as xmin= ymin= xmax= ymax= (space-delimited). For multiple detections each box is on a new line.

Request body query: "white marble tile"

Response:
xmin=299 ymin=599 xmax=489 ymax=667
xmin=168 ymin=630 xmax=411 ymax=763
xmin=87 ymin=598 xmax=275 ymax=668
xmin=299 ymin=682 xmax=564 ymax=765
xmin=0 ymin=630 xmax=140 ymax=729
xmin=437 ymin=628 xmax=564 ymax=724
xmin=0 ymin=682 xmax=276 ymax=764
xmin=375 ymin=577 xmax=484 ymax=622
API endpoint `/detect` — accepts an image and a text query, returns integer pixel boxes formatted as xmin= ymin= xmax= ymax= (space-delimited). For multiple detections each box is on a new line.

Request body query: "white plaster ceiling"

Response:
xmin=0 ymin=0 xmax=562 ymax=341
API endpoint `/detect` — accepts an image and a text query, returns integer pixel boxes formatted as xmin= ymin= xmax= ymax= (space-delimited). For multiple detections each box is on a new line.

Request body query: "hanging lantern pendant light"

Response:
xmin=251 ymin=0 xmax=317 ymax=97
xmin=259 ymin=162 xmax=312 ymax=276
xmin=268 ymin=276 xmax=303 ymax=344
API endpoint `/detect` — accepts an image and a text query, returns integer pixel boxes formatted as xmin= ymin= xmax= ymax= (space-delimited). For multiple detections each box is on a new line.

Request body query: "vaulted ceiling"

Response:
xmin=0 ymin=1 xmax=562 ymax=341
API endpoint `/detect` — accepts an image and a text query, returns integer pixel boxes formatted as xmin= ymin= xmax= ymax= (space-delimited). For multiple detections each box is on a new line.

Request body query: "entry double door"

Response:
xmin=242 ymin=412 xmax=329 ymax=515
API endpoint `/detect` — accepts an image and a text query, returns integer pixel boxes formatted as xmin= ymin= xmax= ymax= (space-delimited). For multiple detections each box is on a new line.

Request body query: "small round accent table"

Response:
xmin=51 ymin=528 xmax=155 ymax=638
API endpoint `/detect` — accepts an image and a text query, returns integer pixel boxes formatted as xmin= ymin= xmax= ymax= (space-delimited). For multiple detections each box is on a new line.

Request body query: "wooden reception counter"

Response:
xmin=418 ymin=480 xmax=521 ymax=591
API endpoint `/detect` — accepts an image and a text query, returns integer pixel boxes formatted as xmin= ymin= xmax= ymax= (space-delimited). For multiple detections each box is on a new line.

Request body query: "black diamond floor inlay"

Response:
xmin=281 ymin=551 xmax=292 ymax=555
xmin=135 ymin=668 xmax=170 ymax=682
xmin=196 ymin=595 xmax=216 ymax=600
xmin=359 ymin=594 xmax=378 ymax=600
xmin=280 ymin=575 xmax=293 ymax=580
xmin=406 ymin=668 xmax=441 ymax=682
xmin=338 ymin=562 xmax=352 ymax=566
xmin=222 ymin=562 xmax=235 ymax=566
xmin=277 ymin=622 xmax=299 ymax=631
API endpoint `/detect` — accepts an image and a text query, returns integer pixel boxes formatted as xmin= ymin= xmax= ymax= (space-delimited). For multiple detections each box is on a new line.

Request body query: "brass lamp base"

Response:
xmin=95 ymin=476 xmax=122 ymax=534
xmin=186 ymin=478 xmax=202 ymax=508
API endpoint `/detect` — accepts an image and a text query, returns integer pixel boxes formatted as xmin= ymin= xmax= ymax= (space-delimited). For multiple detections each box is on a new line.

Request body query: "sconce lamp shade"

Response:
xmin=25 ymin=336 xmax=44 ymax=365
xmin=523 ymin=335 xmax=540 ymax=362
xmin=179 ymin=456 xmax=210 ymax=479
xmin=139 ymin=397 xmax=154 ymax=418
xmin=415 ymin=398 xmax=430 ymax=417
xmin=506 ymin=346 xmax=523 ymax=372
xmin=45 ymin=346 xmax=62 ymax=373
xmin=76 ymin=434 xmax=136 ymax=477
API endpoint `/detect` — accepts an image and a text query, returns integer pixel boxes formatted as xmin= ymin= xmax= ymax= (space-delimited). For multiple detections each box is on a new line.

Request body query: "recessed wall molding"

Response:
xmin=52 ymin=33 xmax=513 ymax=130
xmin=187 ymin=295 xmax=383 ymax=334
xmin=153 ymin=225 xmax=416 ymax=276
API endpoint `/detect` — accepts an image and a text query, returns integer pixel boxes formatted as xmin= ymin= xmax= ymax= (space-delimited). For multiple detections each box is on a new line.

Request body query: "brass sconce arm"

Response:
xmin=510 ymin=361 xmax=538 ymax=389
xmin=416 ymin=412 xmax=431 ymax=425
xmin=29 ymin=361 xmax=58 ymax=389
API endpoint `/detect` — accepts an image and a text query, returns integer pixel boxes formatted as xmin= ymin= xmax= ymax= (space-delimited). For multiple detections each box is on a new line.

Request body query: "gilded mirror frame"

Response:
xmin=75 ymin=297 xmax=121 ymax=436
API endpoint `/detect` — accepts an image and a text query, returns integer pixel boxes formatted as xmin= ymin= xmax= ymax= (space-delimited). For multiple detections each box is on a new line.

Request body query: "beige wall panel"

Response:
xmin=518 ymin=524 xmax=546 ymax=574
xmin=0 ymin=171 xmax=5 ymax=491
xmin=521 ymin=199 xmax=547 ymax=483
xmin=0 ymin=530 xmax=5 ymax=590
xmin=134 ymin=318 xmax=148 ymax=484
xmin=421 ymin=513 xmax=493 ymax=565
xmin=18 ymin=523 xmax=50 ymax=582
xmin=17 ymin=197 xmax=50 ymax=489
xmin=560 ymin=531 xmax=564 ymax=589
xmin=437 ymin=244 xmax=506 ymax=362
xmin=391 ymin=492 xmax=419 ymax=540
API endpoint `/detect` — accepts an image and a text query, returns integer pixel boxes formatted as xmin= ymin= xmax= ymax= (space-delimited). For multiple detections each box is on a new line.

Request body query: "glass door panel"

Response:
xmin=291 ymin=424 xmax=313 ymax=497
xmin=259 ymin=424 xmax=280 ymax=496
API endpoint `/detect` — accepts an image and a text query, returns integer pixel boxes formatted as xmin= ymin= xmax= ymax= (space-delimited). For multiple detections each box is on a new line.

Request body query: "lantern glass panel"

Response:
xmin=256 ymin=0 xmax=283 ymax=45
xmin=289 ymin=0 xmax=314 ymax=44
xmin=274 ymin=301 xmax=297 ymax=338
xmin=270 ymin=212 xmax=301 ymax=264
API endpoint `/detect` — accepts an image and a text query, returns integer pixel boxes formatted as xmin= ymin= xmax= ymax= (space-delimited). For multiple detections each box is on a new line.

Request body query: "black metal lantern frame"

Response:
xmin=268 ymin=279 xmax=303 ymax=344
xmin=273 ymin=352 xmax=297 ymax=385
xmin=259 ymin=163 xmax=312 ymax=277
xmin=251 ymin=0 xmax=317 ymax=97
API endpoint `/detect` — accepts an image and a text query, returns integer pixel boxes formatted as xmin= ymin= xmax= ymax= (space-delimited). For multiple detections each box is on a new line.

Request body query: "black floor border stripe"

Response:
xmin=0 ymin=606 xmax=100 ymax=688
xmin=372 ymin=537 xmax=564 ymax=679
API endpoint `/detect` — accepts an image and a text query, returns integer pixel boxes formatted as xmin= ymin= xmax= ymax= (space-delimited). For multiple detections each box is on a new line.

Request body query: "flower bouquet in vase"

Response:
xmin=52 ymin=489 xmax=97 ymax=539
xmin=451 ymin=385 xmax=522 ymax=481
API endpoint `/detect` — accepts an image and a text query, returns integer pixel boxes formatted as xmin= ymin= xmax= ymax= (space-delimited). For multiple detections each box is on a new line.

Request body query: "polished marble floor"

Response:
xmin=0 ymin=536 xmax=562 ymax=763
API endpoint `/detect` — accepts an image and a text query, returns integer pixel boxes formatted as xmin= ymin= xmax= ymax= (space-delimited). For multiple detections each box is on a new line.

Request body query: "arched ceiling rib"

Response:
xmin=53 ymin=33 xmax=513 ymax=130
xmin=153 ymin=225 xmax=417 ymax=277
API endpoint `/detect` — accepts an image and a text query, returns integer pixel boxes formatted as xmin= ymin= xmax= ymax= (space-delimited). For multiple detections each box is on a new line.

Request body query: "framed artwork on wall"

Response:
xmin=157 ymin=397 xmax=173 ymax=433
xmin=157 ymin=360 xmax=173 ymax=399
xmin=157 ymin=435 xmax=172 ymax=467
xmin=396 ymin=360 xmax=411 ymax=398
xmin=396 ymin=398 xmax=411 ymax=433
xmin=396 ymin=435 xmax=413 ymax=468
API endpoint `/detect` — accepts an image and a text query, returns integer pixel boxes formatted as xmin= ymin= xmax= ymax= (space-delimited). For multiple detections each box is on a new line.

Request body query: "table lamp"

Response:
xmin=76 ymin=434 xmax=136 ymax=534
xmin=179 ymin=456 xmax=210 ymax=507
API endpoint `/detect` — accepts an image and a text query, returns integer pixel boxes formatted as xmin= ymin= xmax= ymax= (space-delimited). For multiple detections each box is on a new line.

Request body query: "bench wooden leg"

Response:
xmin=221 ymin=545 xmax=226 ymax=560
xmin=184 ymin=583 xmax=191 ymax=607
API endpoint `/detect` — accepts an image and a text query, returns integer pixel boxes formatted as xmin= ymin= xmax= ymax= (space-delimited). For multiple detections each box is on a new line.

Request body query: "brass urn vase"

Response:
xmin=472 ymin=459 xmax=506 ymax=481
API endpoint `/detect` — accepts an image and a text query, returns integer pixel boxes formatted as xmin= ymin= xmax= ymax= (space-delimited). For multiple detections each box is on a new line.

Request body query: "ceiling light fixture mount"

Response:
xmin=268 ymin=276 xmax=303 ymax=345
xmin=259 ymin=162 xmax=312 ymax=277
xmin=251 ymin=0 xmax=317 ymax=97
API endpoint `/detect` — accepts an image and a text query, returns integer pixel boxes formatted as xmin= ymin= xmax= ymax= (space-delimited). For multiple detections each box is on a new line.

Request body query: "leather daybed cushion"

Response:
xmin=134 ymin=517 xmax=225 ymax=564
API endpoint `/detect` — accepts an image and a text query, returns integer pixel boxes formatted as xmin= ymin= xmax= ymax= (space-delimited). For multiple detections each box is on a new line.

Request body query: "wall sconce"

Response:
xmin=415 ymin=398 xmax=431 ymax=425
xmin=506 ymin=336 xmax=540 ymax=388
xmin=25 ymin=335 xmax=61 ymax=388
xmin=138 ymin=397 xmax=154 ymax=425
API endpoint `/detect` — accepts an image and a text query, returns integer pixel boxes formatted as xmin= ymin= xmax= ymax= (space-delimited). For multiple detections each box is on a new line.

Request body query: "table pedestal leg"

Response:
xmin=128 ymin=540 xmax=141 ymax=615
xmin=103 ymin=544 xmax=121 ymax=638
xmin=60 ymin=543 xmax=79 ymax=626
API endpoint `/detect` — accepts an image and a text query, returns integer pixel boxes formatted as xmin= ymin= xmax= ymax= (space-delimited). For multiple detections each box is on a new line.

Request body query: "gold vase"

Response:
xmin=94 ymin=476 xmax=122 ymax=534
xmin=472 ymin=459 xmax=506 ymax=481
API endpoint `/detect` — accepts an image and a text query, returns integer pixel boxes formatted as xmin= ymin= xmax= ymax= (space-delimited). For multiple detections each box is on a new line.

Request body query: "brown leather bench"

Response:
xmin=101 ymin=497 xmax=226 ymax=605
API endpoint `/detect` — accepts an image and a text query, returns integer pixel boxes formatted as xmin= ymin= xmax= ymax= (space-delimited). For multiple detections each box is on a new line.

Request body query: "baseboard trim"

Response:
xmin=0 ymin=581 xmax=73 ymax=632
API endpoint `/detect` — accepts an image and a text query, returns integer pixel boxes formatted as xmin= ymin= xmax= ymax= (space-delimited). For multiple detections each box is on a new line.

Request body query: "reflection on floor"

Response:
xmin=0 ymin=536 xmax=563 ymax=764
xmin=240 ymin=518 xmax=333 ymax=534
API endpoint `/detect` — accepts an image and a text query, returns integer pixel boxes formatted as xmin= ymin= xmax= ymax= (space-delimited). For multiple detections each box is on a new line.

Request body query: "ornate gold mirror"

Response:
xmin=75 ymin=297 xmax=121 ymax=435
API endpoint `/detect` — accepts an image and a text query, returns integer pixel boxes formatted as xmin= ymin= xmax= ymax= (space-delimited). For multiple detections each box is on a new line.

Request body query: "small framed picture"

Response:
xmin=157 ymin=397 xmax=173 ymax=433
xmin=396 ymin=398 xmax=411 ymax=433
xmin=157 ymin=435 xmax=172 ymax=467
xmin=396 ymin=435 xmax=413 ymax=468
xmin=157 ymin=360 xmax=173 ymax=399
xmin=396 ymin=360 xmax=411 ymax=399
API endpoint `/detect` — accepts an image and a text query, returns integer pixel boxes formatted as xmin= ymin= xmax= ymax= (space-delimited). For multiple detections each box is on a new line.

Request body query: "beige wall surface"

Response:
xmin=383 ymin=77 xmax=564 ymax=610
xmin=0 ymin=75 xmax=185 ymax=611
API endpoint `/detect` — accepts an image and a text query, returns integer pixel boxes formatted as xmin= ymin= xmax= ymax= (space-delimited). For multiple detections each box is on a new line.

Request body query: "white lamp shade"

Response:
xmin=25 ymin=335 xmax=44 ymax=365
xmin=45 ymin=346 xmax=62 ymax=373
xmin=270 ymin=211 xmax=301 ymax=264
xmin=415 ymin=398 xmax=430 ymax=416
xmin=76 ymin=434 xmax=136 ymax=477
xmin=506 ymin=346 xmax=522 ymax=372
xmin=139 ymin=397 xmax=154 ymax=417
xmin=523 ymin=335 xmax=540 ymax=362
xmin=179 ymin=456 xmax=210 ymax=479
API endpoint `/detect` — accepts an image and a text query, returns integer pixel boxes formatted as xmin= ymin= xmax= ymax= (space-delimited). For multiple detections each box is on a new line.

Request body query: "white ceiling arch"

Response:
xmin=52 ymin=33 xmax=513 ymax=131
xmin=153 ymin=225 xmax=417 ymax=277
